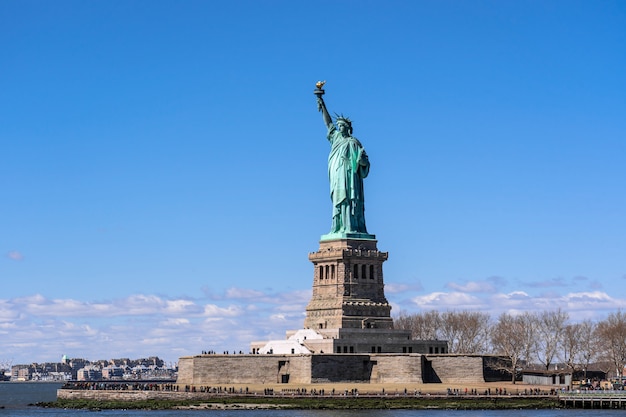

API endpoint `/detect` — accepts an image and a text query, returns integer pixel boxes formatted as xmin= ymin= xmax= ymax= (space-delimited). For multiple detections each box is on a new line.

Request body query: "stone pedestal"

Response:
xmin=304 ymin=238 xmax=393 ymax=331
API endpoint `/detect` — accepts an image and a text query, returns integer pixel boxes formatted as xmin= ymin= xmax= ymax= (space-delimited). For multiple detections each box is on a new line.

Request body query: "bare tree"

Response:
xmin=439 ymin=311 xmax=491 ymax=354
xmin=491 ymin=312 xmax=535 ymax=383
xmin=595 ymin=310 xmax=626 ymax=379
xmin=519 ymin=311 xmax=538 ymax=369
xmin=439 ymin=311 xmax=461 ymax=353
xmin=560 ymin=319 xmax=598 ymax=380
xmin=577 ymin=320 xmax=599 ymax=380
xmin=457 ymin=311 xmax=491 ymax=354
xmin=534 ymin=309 xmax=569 ymax=370
xmin=395 ymin=310 xmax=441 ymax=340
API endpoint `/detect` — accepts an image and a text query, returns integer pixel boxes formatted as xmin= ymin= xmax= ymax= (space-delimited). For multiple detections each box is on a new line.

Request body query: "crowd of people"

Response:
xmin=62 ymin=381 xmax=561 ymax=397
xmin=62 ymin=381 xmax=178 ymax=391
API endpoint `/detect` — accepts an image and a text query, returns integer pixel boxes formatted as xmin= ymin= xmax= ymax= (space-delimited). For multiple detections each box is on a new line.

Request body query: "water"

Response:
xmin=0 ymin=382 xmax=62 ymax=408
xmin=0 ymin=384 xmax=621 ymax=416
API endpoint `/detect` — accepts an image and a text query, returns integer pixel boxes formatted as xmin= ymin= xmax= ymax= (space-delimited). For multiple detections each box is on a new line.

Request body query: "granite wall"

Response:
xmin=178 ymin=353 xmax=431 ymax=385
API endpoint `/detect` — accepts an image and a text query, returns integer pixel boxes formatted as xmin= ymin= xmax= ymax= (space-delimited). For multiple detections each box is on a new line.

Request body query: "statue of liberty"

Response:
xmin=314 ymin=82 xmax=375 ymax=240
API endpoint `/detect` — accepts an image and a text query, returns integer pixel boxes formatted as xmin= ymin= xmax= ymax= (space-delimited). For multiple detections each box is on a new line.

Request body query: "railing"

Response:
xmin=559 ymin=391 xmax=626 ymax=409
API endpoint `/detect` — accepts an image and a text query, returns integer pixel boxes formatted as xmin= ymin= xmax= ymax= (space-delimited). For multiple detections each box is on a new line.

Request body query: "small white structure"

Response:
xmin=254 ymin=329 xmax=324 ymax=354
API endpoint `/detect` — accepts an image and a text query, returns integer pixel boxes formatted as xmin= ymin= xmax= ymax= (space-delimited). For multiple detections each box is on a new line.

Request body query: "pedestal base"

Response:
xmin=320 ymin=232 xmax=376 ymax=241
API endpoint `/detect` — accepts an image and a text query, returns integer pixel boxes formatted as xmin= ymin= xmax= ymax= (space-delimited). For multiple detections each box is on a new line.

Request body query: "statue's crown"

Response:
xmin=334 ymin=113 xmax=352 ymax=127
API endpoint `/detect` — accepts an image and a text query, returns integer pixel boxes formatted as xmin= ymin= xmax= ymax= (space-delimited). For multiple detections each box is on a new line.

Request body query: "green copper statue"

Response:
xmin=314 ymin=82 xmax=375 ymax=241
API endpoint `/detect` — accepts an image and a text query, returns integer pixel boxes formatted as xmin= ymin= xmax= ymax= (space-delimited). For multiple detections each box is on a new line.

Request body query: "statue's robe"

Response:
xmin=327 ymin=124 xmax=370 ymax=234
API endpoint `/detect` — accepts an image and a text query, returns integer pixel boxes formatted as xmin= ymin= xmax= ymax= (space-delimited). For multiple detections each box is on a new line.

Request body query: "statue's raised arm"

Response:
xmin=314 ymin=81 xmax=333 ymax=128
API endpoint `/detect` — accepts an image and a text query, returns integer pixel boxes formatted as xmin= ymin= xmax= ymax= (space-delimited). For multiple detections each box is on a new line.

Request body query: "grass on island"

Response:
xmin=41 ymin=396 xmax=560 ymax=410
xmin=40 ymin=382 xmax=563 ymax=410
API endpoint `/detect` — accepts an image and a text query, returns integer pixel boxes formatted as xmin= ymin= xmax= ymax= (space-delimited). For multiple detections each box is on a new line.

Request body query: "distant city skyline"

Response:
xmin=7 ymin=355 xmax=175 ymax=382
xmin=2 ymin=1 xmax=626 ymax=364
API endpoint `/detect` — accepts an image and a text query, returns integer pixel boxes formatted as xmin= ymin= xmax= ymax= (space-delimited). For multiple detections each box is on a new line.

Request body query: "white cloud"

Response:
xmin=0 ymin=301 xmax=20 ymax=321
xmin=275 ymin=303 xmax=306 ymax=312
xmin=407 ymin=289 xmax=626 ymax=318
xmin=562 ymin=291 xmax=624 ymax=310
xmin=140 ymin=337 xmax=171 ymax=346
xmin=7 ymin=250 xmax=23 ymax=260
xmin=224 ymin=287 xmax=311 ymax=305
xmin=116 ymin=294 xmax=165 ymax=314
xmin=445 ymin=276 xmax=509 ymax=294
xmin=564 ymin=291 xmax=611 ymax=302
xmin=491 ymin=291 xmax=531 ymax=306
xmin=8 ymin=294 xmax=206 ymax=318
xmin=225 ymin=288 xmax=265 ymax=299
xmin=480 ymin=290 xmax=625 ymax=316
xmin=411 ymin=292 xmax=486 ymax=310
xmin=203 ymin=304 xmax=242 ymax=317
xmin=164 ymin=299 xmax=202 ymax=315
xmin=446 ymin=280 xmax=495 ymax=293
xmin=386 ymin=282 xmax=423 ymax=293
xmin=14 ymin=294 xmax=46 ymax=304
xmin=160 ymin=318 xmax=190 ymax=326
xmin=0 ymin=322 xmax=17 ymax=330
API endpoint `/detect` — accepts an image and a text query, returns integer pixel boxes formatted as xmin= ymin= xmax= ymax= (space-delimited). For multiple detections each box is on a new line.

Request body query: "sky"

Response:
xmin=2 ymin=0 xmax=626 ymax=366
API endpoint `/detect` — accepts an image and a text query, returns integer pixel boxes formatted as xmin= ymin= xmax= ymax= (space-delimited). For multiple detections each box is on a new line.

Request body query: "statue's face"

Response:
xmin=337 ymin=121 xmax=350 ymax=136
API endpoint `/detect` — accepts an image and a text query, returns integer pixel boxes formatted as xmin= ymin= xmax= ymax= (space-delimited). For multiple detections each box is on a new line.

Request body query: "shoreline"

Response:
xmin=42 ymin=397 xmax=562 ymax=411
xmin=45 ymin=387 xmax=562 ymax=410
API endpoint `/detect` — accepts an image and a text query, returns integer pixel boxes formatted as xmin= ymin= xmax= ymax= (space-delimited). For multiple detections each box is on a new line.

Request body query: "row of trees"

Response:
xmin=395 ymin=309 xmax=626 ymax=383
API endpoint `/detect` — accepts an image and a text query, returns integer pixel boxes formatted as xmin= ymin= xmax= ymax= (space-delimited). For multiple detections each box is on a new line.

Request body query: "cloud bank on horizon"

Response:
xmin=2 ymin=281 xmax=625 ymax=364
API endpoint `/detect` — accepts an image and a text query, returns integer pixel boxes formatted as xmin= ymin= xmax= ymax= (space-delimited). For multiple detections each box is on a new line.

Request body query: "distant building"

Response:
xmin=522 ymin=370 xmax=571 ymax=386
xmin=102 ymin=366 xmax=124 ymax=379
xmin=11 ymin=365 xmax=32 ymax=381
xmin=76 ymin=365 xmax=102 ymax=381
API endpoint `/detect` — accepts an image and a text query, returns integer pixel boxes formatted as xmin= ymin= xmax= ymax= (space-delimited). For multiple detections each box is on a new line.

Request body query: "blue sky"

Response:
xmin=2 ymin=0 xmax=626 ymax=365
